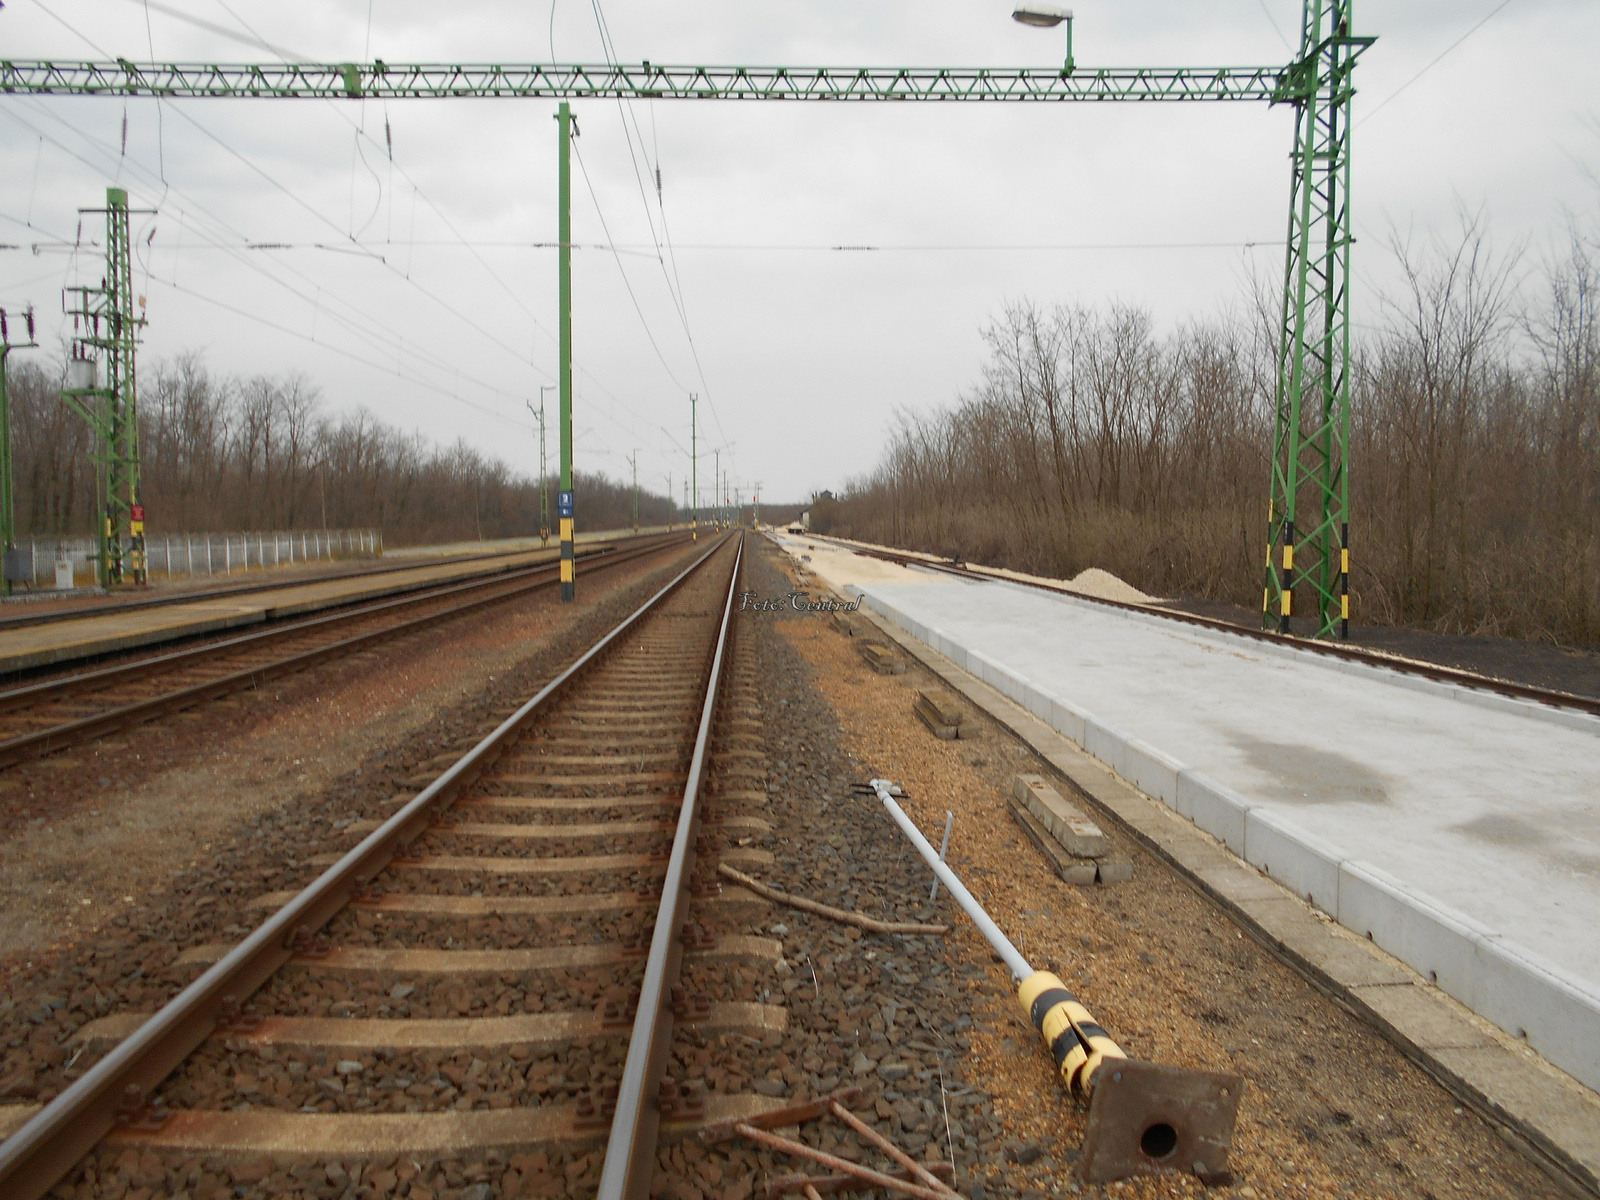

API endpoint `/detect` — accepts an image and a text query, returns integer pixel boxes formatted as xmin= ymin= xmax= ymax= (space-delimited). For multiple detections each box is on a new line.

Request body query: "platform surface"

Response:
xmin=0 ymin=533 xmax=646 ymax=675
xmin=775 ymin=534 xmax=1600 ymax=999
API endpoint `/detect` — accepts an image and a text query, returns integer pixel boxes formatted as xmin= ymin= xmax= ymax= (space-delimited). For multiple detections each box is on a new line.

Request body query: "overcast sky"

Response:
xmin=1 ymin=0 xmax=1595 ymax=511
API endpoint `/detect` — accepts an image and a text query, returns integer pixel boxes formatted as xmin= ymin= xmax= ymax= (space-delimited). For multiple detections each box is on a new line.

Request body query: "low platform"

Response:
xmin=771 ymin=532 xmax=1600 ymax=1103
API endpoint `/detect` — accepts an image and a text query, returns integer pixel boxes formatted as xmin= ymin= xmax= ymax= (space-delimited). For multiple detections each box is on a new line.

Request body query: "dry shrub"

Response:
xmin=5 ymin=353 xmax=676 ymax=546
xmin=841 ymin=217 xmax=1600 ymax=647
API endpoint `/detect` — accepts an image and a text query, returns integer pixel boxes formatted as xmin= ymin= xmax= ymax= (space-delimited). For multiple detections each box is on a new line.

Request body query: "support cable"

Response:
xmin=570 ymin=137 xmax=692 ymax=393
xmin=587 ymin=0 xmax=730 ymax=446
xmin=2 ymin=101 xmax=549 ymax=420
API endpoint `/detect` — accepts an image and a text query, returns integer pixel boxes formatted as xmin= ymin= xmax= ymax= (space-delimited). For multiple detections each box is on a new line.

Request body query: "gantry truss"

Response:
xmin=0 ymin=60 xmax=1292 ymax=102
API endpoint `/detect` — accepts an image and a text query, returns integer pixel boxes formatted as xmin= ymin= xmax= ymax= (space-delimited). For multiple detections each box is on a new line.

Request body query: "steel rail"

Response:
xmin=0 ymin=531 xmax=732 ymax=1200
xmin=0 ymin=60 xmax=1290 ymax=103
xmin=0 ymin=541 xmax=625 ymax=709
xmin=822 ymin=537 xmax=1600 ymax=718
xmin=0 ymin=537 xmax=653 ymax=633
xmin=598 ymin=531 xmax=744 ymax=1200
xmin=0 ymin=535 xmax=691 ymax=768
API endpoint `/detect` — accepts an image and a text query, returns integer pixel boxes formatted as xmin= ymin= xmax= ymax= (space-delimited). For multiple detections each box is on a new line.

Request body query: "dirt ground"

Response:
xmin=760 ymin=541 xmax=1575 ymax=1200
xmin=0 ymin=543 xmax=698 ymax=965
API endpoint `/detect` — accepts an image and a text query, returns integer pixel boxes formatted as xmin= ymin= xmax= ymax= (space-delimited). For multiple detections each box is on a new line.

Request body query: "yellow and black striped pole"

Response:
xmin=1017 ymin=971 xmax=1128 ymax=1099
xmin=1339 ymin=522 xmax=1350 ymax=638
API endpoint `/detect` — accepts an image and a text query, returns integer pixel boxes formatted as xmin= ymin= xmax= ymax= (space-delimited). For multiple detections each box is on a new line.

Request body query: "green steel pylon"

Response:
xmin=62 ymin=187 xmax=149 ymax=588
xmin=1263 ymin=2 xmax=1373 ymax=639
xmin=0 ymin=307 xmax=39 ymax=596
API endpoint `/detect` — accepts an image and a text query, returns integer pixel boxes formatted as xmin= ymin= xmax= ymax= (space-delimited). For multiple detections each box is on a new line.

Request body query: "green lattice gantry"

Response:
xmin=4 ymin=0 xmax=1371 ymax=636
xmin=2 ymin=59 xmax=1290 ymax=102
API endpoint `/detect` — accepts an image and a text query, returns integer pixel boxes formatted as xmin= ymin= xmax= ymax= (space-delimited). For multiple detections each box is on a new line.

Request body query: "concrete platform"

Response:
xmin=0 ymin=529 xmax=652 ymax=675
xmin=768 ymin=533 xmax=1600 ymax=1101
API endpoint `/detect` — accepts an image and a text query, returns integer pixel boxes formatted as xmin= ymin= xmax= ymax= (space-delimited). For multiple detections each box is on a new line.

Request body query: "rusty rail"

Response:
xmin=597 ymin=532 xmax=745 ymax=1200
xmin=825 ymin=538 xmax=1600 ymax=718
xmin=0 ymin=532 xmax=731 ymax=1200
xmin=0 ymin=533 xmax=690 ymax=768
xmin=0 ymin=532 xmax=669 ymax=633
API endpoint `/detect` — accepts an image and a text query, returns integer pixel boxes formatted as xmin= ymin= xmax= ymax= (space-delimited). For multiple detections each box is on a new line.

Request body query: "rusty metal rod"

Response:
xmin=827 ymin=1100 xmax=957 ymax=1196
xmin=731 ymin=1121 xmax=958 ymax=1200
xmin=717 ymin=864 xmax=948 ymax=935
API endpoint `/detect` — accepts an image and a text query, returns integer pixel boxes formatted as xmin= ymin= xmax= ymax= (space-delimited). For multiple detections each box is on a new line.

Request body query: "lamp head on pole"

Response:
xmin=1012 ymin=2 xmax=1071 ymax=28
xmin=1012 ymin=3 xmax=1076 ymax=73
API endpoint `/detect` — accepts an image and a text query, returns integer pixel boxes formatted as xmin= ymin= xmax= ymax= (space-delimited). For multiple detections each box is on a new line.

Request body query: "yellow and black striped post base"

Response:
xmin=1019 ymin=970 xmax=1244 ymax=1184
xmin=1018 ymin=970 xmax=1127 ymax=1098
xmin=559 ymin=517 xmax=574 ymax=602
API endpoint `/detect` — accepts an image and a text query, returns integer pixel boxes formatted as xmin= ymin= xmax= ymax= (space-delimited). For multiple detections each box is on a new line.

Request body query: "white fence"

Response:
xmin=11 ymin=528 xmax=381 ymax=589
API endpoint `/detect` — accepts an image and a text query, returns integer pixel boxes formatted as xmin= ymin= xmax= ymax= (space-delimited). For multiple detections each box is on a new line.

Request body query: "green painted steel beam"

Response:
xmin=0 ymin=59 xmax=1287 ymax=102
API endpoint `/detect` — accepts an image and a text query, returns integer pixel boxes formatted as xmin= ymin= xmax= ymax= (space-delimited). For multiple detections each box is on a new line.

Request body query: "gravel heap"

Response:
xmin=1063 ymin=568 xmax=1151 ymax=605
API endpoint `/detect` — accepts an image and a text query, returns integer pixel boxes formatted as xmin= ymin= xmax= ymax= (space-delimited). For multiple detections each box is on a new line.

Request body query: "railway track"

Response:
xmin=819 ymin=536 xmax=1600 ymax=716
xmin=0 ymin=530 xmax=784 ymax=1200
xmin=0 ymin=543 xmax=583 ymax=634
xmin=0 ymin=531 xmax=691 ymax=770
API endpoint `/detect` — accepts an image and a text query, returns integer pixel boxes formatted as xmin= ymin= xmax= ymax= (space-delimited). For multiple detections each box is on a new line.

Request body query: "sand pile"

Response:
xmin=1064 ymin=567 xmax=1153 ymax=604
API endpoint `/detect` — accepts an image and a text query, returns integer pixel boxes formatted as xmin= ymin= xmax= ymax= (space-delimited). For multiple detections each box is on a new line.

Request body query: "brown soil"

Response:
xmin=0 ymin=544 xmax=698 ymax=965
xmin=772 ymin=557 xmax=1571 ymax=1199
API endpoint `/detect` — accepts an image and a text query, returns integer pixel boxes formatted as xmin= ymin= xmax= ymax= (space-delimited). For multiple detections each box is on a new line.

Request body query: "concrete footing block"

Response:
xmin=1008 ymin=800 xmax=1097 ymax=885
xmin=915 ymin=689 xmax=972 ymax=739
xmin=1012 ymin=773 xmax=1107 ymax=858
xmin=1095 ymin=859 xmax=1133 ymax=885
xmin=857 ymin=642 xmax=905 ymax=675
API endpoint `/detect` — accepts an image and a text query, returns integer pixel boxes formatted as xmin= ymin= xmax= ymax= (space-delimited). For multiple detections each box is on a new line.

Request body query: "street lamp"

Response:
xmin=1013 ymin=2 xmax=1074 ymax=73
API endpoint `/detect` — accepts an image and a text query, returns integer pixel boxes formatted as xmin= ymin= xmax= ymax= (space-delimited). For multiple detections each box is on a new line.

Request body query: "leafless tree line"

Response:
xmin=838 ymin=217 xmax=1600 ymax=645
xmin=5 ymin=353 xmax=677 ymax=546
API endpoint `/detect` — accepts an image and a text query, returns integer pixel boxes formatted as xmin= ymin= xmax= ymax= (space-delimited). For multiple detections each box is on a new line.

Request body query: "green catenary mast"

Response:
xmin=0 ymin=307 xmax=39 ymax=596
xmin=1262 ymin=1 xmax=1372 ymax=638
xmin=557 ymin=102 xmax=575 ymax=601
xmin=62 ymin=187 xmax=149 ymax=589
